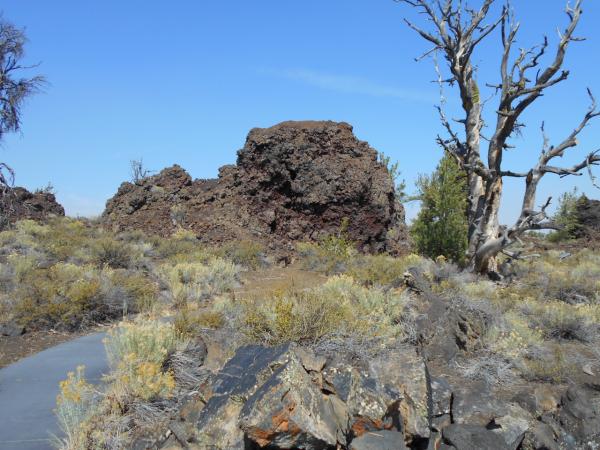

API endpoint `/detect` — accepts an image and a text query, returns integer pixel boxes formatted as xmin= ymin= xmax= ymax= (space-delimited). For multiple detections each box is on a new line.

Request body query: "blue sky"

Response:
xmin=2 ymin=0 xmax=600 ymax=223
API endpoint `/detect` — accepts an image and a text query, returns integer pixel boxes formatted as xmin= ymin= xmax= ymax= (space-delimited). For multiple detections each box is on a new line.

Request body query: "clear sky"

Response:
xmin=2 ymin=0 xmax=600 ymax=224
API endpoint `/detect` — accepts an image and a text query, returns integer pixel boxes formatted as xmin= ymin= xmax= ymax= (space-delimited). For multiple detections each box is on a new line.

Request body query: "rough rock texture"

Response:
xmin=575 ymin=196 xmax=600 ymax=239
xmin=145 ymin=266 xmax=600 ymax=450
xmin=152 ymin=336 xmax=600 ymax=450
xmin=156 ymin=343 xmax=429 ymax=450
xmin=0 ymin=321 xmax=25 ymax=337
xmin=349 ymin=430 xmax=408 ymax=450
xmin=0 ymin=186 xmax=64 ymax=227
xmin=103 ymin=121 xmax=408 ymax=254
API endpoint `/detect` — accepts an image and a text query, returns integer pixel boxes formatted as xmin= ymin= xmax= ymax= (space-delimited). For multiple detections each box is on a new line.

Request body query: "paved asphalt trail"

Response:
xmin=0 ymin=332 xmax=108 ymax=450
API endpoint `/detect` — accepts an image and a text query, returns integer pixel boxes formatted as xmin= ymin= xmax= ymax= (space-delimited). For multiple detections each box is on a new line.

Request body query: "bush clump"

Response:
xmin=174 ymin=306 xmax=226 ymax=336
xmin=3 ymin=257 xmax=158 ymax=331
xmin=237 ymin=275 xmax=414 ymax=346
xmin=446 ymin=250 xmax=600 ymax=384
xmin=212 ymin=240 xmax=266 ymax=269
xmin=297 ymin=219 xmax=357 ymax=274
xmin=54 ymin=365 xmax=97 ymax=450
xmin=104 ymin=319 xmax=179 ymax=401
xmin=0 ymin=218 xmax=162 ymax=331
xmin=159 ymin=258 xmax=240 ymax=304
xmin=346 ymin=253 xmax=430 ymax=287
xmin=89 ymin=237 xmax=139 ymax=269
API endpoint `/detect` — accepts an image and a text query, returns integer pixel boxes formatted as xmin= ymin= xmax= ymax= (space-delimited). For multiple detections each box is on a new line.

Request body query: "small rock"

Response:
xmin=296 ymin=346 xmax=326 ymax=373
xmin=0 ymin=322 xmax=25 ymax=337
xmin=195 ymin=344 xmax=298 ymax=448
xmin=557 ymin=386 xmax=600 ymax=444
xmin=368 ymin=348 xmax=430 ymax=442
xmin=520 ymin=422 xmax=559 ymax=450
xmin=453 ymin=384 xmax=506 ymax=426
xmin=168 ymin=420 xmax=190 ymax=445
xmin=442 ymin=424 xmax=510 ymax=450
xmin=350 ymin=430 xmax=408 ymax=450
xmin=430 ymin=377 xmax=453 ymax=418
xmin=582 ymin=363 xmax=595 ymax=376
xmin=491 ymin=404 xmax=532 ymax=449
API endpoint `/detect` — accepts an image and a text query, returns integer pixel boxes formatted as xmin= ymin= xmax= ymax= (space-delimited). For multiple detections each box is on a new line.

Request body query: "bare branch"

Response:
xmin=542 ymin=150 xmax=600 ymax=177
xmin=500 ymin=170 xmax=528 ymax=178
xmin=502 ymin=249 xmax=541 ymax=260
xmin=512 ymin=0 xmax=583 ymax=115
xmin=545 ymin=89 xmax=599 ymax=161
xmin=403 ymin=18 xmax=444 ymax=47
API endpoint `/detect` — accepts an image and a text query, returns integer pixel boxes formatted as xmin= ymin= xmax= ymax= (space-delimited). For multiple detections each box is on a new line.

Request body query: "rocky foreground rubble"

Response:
xmin=103 ymin=121 xmax=408 ymax=254
xmin=138 ymin=280 xmax=600 ymax=450
xmin=146 ymin=342 xmax=600 ymax=450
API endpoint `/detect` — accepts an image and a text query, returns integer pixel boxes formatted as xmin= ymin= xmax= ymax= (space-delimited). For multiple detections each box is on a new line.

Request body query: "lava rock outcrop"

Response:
xmin=0 ymin=186 xmax=65 ymax=228
xmin=574 ymin=196 xmax=600 ymax=239
xmin=103 ymin=121 xmax=408 ymax=253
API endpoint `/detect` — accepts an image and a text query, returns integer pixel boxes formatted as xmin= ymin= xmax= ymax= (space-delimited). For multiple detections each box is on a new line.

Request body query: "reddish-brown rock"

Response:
xmin=1 ymin=186 xmax=65 ymax=228
xmin=574 ymin=196 xmax=600 ymax=239
xmin=103 ymin=121 xmax=408 ymax=253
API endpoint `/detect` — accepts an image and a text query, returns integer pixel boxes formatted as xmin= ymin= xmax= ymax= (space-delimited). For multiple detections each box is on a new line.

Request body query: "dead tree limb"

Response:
xmin=398 ymin=0 xmax=598 ymax=274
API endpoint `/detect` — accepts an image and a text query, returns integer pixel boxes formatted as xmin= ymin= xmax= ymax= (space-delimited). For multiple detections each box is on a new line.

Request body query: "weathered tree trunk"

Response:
xmin=471 ymin=177 xmax=503 ymax=273
xmin=399 ymin=0 xmax=598 ymax=275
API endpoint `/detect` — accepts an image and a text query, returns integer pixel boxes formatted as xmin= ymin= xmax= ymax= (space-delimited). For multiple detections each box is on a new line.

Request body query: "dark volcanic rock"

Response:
xmin=556 ymin=386 xmax=600 ymax=444
xmin=193 ymin=343 xmax=350 ymax=448
xmin=440 ymin=424 xmax=510 ymax=450
xmin=574 ymin=196 xmax=600 ymax=239
xmin=103 ymin=121 xmax=408 ymax=253
xmin=159 ymin=343 xmax=432 ymax=449
xmin=1 ymin=186 xmax=64 ymax=228
xmin=154 ymin=338 xmax=600 ymax=450
xmin=349 ymin=430 xmax=408 ymax=450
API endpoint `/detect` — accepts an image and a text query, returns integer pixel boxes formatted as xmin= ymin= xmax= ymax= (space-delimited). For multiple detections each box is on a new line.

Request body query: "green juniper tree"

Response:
xmin=548 ymin=188 xmax=582 ymax=242
xmin=378 ymin=151 xmax=407 ymax=202
xmin=411 ymin=152 xmax=468 ymax=264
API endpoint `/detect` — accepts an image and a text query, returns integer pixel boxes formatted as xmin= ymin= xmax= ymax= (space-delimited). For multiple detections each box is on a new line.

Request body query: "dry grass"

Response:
xmin=174 ymin=306 xmax=225 ymax=336
xmin=158 ymin=258 xmax=240 ymax=305
xmin=0 ymin=219 xmax=160 ymax=332
xmin=298 ymin=233 xmax=432 ymax=289
xmin=225 ymin=274 xmax=416 ymax=346
xmin=446 ymin=249 xmax=600 ymax=384
xmin=212 ymin=240 xmax=267 ymax=269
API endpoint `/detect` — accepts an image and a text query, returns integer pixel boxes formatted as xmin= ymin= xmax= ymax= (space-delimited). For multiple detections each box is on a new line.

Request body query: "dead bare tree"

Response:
xmin=0 ymin=16 xmax=45 ymax=226
xmin=130 ymin=158 xmax=152 ymax=184
xmin=397 ymin=0 xmax=599 ymax=274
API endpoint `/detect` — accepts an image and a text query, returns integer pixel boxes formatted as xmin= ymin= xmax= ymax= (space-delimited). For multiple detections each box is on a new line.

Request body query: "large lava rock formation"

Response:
xmin=103 ymin=121 xmax=408 ymax=253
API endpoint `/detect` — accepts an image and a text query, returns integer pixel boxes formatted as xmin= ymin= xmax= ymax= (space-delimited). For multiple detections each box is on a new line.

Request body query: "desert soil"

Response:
xmin=0 ymin=330 xmax=85 ymax=369
xmin=0 ymin=266 xmax=323 ymax=369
